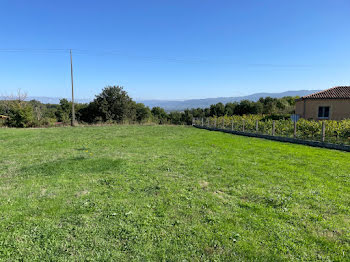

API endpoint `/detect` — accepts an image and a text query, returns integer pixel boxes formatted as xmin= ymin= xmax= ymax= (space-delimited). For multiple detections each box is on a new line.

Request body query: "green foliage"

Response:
xmin=135 ymin=103 xmax=151 ymax=123
xmin=78 ymin=101 xmax=100 ymax=123
xmin=183 ymin=96 xmax=298 ymax=120
xmin=0 ymin=86 xmax=156 ymax=127
xmin=0 ymin=99 xmax=61 ymax=128
xmin=78 ymin=86 xmax=152 ymax=124
xmin=92 ymin=86 xmax=134 ymax=123
xmin=168 ymin=111 xmax=182 ymax=125
xmin=55 ymin=99 xmax=71 ymax=124
xmin=210 ymin=102 xmax=225 ymax=116
xmin=151 ymin=107 xmax=168 ymax=124
xmin=180 ymin=109 xmax=193 ymax=125
xmin=234 ymin=100 xmax=259 ymax=115
xmin=203 ymin=115 xmax=350 ymax=144
xmin=6 ymin=101 xmax=34 ymax=127
xmin=0 ymin=90 xmax=300 ymax=127
xmin=224 ymin=102 xmax=236 ymax=116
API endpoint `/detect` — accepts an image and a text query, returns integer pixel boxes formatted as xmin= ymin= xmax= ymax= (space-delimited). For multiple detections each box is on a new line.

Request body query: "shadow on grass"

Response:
xmin=75 ymin=147 xmax=89 ymax=151
xmin=20 ymin=157 xmax=124 ymax=177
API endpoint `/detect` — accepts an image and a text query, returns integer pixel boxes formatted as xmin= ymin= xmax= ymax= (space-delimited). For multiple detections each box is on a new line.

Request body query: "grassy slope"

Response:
xmin=0 ymin=125 xmax=349 ymax=261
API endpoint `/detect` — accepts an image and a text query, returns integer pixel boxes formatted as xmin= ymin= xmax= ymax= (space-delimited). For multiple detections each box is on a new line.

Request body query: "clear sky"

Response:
xmin=0 ymin=0 xmax=349 ymax=100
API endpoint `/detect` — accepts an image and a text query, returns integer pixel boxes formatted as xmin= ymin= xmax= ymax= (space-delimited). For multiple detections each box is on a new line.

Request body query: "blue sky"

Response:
xmin=0 ymin=0 xmax=349 ymax=100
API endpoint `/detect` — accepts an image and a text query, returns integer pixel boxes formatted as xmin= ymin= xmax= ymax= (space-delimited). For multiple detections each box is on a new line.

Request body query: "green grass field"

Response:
xmin=0 ymin=125 xmax=349 ymax=261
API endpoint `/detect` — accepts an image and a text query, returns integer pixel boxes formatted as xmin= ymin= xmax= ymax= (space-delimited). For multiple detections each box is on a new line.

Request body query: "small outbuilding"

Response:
xmin=295 ymin=86 xmax=350 ymax=120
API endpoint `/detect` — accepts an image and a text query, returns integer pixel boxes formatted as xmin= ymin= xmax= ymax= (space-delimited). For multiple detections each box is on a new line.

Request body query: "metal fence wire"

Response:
xmin=193 ymin=116 xmax=350 ymax=146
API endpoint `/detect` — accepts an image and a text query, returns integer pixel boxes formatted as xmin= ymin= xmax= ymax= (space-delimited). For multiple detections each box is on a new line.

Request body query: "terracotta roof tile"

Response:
xmin=301 ymin=86 xmax=350 ymax=99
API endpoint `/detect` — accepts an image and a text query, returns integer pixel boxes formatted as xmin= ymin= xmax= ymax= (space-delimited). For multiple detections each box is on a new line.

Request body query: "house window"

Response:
xmin=318 ymin=106 xmax=330 ymax=119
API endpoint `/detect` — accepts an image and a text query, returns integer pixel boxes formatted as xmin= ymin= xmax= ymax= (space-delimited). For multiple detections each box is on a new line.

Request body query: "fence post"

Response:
xmin=322 ymin=121 xmax=326 ymax=142
xmin=201 ymin=118 xmax=204 ymax=126
xmin=256 ymin=120 xmax=259 ymax=133
xmin=207 ymin=118 xmax=209 ymax=127
xmin=272 ymin=120 xmax=275 ymax=136
xmin=214 ymin=118 xmax=217 ymax=128
xmin=242 ymin=119 xmax=245 ymax=132
xmin=231 ymin=119 xmax=234 ymax=131
xmin=294 ymin=121 xmax=297 ymax=138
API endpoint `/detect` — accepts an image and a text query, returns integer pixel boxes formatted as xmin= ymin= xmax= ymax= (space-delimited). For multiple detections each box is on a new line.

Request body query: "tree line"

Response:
xmin=0 ymin=86 xmax=298 ymax=127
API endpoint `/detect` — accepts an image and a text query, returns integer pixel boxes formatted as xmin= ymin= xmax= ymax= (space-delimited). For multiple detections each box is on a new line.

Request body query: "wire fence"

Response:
xmin=193 ymin=116 xmax=350 ymax=146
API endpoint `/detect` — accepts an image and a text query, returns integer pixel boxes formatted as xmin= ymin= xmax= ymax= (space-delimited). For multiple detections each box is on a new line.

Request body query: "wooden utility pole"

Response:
xmin=70 ymin=49 xmax=76 ymax=126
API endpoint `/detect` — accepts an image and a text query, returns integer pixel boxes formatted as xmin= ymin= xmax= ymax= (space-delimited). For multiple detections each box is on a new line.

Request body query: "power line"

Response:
xmin=70 ymin=49 xmax=317 ymax=67
xmin=0 ymin=48 xmax=347 ymax=68
xmin=0 ymin=48 xmax=69 ymax=52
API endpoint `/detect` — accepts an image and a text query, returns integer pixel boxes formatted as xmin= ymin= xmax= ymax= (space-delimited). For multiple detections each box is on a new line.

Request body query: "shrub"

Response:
xmin=7 ymin=103 xmax=34 ymax=128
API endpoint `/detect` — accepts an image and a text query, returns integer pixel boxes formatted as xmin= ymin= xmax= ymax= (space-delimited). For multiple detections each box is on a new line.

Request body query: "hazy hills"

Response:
xmin=1 ymin=90 xmax=319 ymax=111
xmin=137 ymin=90 xmax=319 ymax=111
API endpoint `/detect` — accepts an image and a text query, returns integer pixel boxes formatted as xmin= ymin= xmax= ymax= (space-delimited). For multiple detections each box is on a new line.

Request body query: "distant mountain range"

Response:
xmin=137 ymin=90 xmax=320 ymax=111
xmin=0 ymin=90 xmax=320 ymax=111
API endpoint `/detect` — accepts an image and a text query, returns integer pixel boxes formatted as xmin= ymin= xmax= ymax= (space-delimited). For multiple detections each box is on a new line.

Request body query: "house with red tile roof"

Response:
xmin=295 ymin=86 xmax=350 ymax=120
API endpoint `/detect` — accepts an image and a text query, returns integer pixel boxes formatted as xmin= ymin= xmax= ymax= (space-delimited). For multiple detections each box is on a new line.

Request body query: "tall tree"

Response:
xmin=93 ymin=86 xmax=134 ymax=123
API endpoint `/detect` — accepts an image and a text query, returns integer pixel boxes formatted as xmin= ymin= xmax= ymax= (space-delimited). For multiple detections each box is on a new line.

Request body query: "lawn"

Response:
xmin=0 ymin=125 xmax=349 ymax=261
